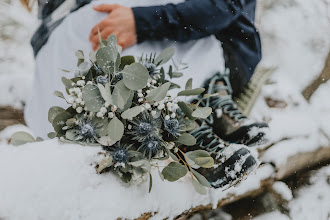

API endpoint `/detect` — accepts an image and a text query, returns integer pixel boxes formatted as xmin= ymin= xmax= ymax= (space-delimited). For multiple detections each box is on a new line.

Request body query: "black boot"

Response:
xmin=201 ymin=70 xmax=269 ymax=146
xmin=188 ymin=123 xmax=259 ymax=189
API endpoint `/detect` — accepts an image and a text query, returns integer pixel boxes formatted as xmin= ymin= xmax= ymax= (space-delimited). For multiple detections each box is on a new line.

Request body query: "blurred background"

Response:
xmin=0 ymin=0 xmax=329 ymax=219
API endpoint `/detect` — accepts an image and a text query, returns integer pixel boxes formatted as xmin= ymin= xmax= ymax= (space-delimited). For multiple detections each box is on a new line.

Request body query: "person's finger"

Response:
xmin=93 ymin=4 xmax=120 ymax=13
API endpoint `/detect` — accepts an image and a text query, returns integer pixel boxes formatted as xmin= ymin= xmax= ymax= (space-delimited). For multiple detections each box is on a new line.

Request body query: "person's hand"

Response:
xmin=89 ymin=4 xmax=137 ymax=51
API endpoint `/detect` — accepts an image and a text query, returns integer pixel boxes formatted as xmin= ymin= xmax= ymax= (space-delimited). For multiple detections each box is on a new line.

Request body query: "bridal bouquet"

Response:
xmin=12 ymin=35 xmax=215 ymax=194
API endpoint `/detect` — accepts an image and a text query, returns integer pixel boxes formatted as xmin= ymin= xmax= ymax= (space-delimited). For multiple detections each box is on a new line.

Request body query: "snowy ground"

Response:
xmin=0 ymin=0 xmax=330 ymax=219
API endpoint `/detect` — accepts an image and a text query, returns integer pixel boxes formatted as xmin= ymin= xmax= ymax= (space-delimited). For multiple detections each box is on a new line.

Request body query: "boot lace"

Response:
xmin=204 ymin=71 xmax=246 ymax=122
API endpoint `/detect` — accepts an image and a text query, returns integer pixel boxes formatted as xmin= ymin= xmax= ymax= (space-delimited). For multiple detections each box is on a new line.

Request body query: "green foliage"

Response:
xmin=121 ymin=106 xmax=144 ymax=120
xmin=108 ymin=117 xmax=124 ymax=142
xmin=82 ymin=84 xmax=105 ymax=112
xmin=112 ymin=80 xmax=131 ymax=109
xmin=191 ymin=107 xmax=212 ymax=119
xmin=10 ymin=131 xmax=36 ymax=146
xmin=178 ymin=88 xmax=205 ymax=96
xmin=162 ymin=162 xmax=188 ymax=182
xmin=146 ymin=82 xmax=171 ymax=102
xmin=155 ymin=47 xmax=176 ymax=66
xmin=176 ymin=133 xmax=196 ymax=146
xmin=185 ymin=150 xmax=214 ymax=168
xmin=48 ymin=106 xmax=65 ymax=123
xmin=122 ymin=63 xmax=149 ymax=90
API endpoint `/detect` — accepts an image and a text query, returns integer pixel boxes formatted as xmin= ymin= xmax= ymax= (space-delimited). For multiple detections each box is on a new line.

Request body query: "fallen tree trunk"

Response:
xmin=0 ymin=106 xmax=25 ymax=131
xmin=135 ymin=144 xmax=330 ymax=220
xmin=302 ymin=51 xmax=330 ymax=101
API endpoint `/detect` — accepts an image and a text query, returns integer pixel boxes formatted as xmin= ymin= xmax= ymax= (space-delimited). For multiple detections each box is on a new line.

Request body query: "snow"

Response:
xmin=0 ymin=1 xmax=37 ymax=109
xmin=0 ymin=0 xmax=330 ymax=219
xmin=0 ymin=132 xmax=274 ymax=220
xmin=272 ymin=181 xmax=293 ymax=201
xmin=253 ymin=211 xmax=290 ymax=220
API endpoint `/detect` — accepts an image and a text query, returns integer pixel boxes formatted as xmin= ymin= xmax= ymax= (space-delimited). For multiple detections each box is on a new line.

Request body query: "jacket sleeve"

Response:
xmin=132 ymin=0 xmax=240 ymax=43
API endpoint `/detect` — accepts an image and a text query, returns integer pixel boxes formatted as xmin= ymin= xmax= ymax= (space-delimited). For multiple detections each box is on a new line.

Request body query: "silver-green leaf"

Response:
xmin=176 ymin=133 xmax=196 ymax=146
xmin=178 ymin=88 xmax=205 ymax=96
xmin=112 ymin=80 xmax=131 ymax=109
xmin=121 ymin=106 xmax=144 ymax=120
xmin=191 ymin=107 xmax=212 ymax=119
xmin=162 ymin=162 xmax=188 ymax=182
xmin=122 ymin=63 xmax=149 ymax=90
xmin=108 ymin=117 xmax=124 ymax=142
xmin=96 ymin=46 xmax=117 ymax=74
xmin=191 ymin=170 xmax=211 ymax=188
xmin=97 ymin=83 xmax=113 ymax=104
xmin=185 ymin=78 xmax=193 ymax=90
xmin=155 ymin=47 xmax=176 ymax=66
xmin=10 ymin=131 xmax=36 ymax=146
xmin=146 ymin=82 xmax=171 ymax=102
xmin=48 ymin=106 xmax=65 ymax=123
xmin=191 ymin=178 xmax=207 ymax=195
xmin=54 ymin=91 xmax=65 ymax=99
xmin=82 ymin=84 xmax=105 ymax=112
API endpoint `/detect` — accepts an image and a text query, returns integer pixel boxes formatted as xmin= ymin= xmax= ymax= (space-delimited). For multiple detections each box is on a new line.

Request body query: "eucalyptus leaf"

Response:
xmin=97 ymin=156 xmax=113 ymax=173
xmin=168 ymin=65 xmax=173 ymax=78
xmin=89 ymin=51 xmax=96 ymax=62
xmin=119 ymin=56 xmax=135 ymax=70
xmin=191 ymin=107 xmax=212 ymax=119
xmin=75 ymin=50 xmax=84 ymax=66
xmin=96 ymin=46 xmax=117 ymax=74
xmin=52 ymin=111 xmax=72 ymax=132
xmin=112 ymin=80 xmax=131 ymax=109
xmin=178 ymin=88 xmax=205 ymax=96
xmin=185 ymin=78 xmax=193 ymax=90
xmin=121 ymin=106 xmax=144 ymax=120
xmin=47 ymin=132 xmax=56 ymax=139
xmin=155 ymin=47 xmax=176 ymax=66
xmin=108 ymin=117 xmax=124 ymax=142
xmin=191 ymin=178 xmax=207 ymax=195
xmin=54 ymin=91 xmax=65 ymax=99
xmin=97 ymin=136 xmax=116 ymax=146
xmin=146 ymin=82 xmax=171 ymax=102
xmin=169 ymin=152 xmax=179 ymax=162
xmin=176 ymin=133 xmax=196 ymax=146
xmin=78 ymin=62 xmax=90 ymax=76
xmin=122 ymin=63 xmax=149 ymax=90
xmin=149 ymin=173 xmax=153 ymax=193
xmin=107 ymin=34 xmax=118 ymax=57
xmin=82 ymin=84 xmax=105 ymax=112
xmin=48 ymin=106 xmax=65 ymax=123
xmin=65 ymin=130 xmax=78 ymax=141
xmin=162 ymin=162 xmax=188 ymax=182
xmin=10 ymin=131 xmax=36 ymax=146
xmin=169 ymin=82 xmax=181 ymax=90
xmin=172 ymin=72 xmax=183 ymax=78
xmin=61 ymin=77 xmax=73 ymax=89
xmin=177 ymin=102 xmax=195 ymax=120
xmin=186 ymin=150 xmax=214 ymax=168
xmin=97 ymin=83 xmax=113 ymax=104
xmin=193 ymin=175 xmax=211 ymax=189
xmin=93 ymin=117 xmax=109 ymax=137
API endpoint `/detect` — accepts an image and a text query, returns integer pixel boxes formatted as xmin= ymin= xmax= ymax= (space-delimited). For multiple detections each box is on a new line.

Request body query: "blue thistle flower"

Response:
xmin=164 ymin=118 xmax=181 ymax=137
xmin=66 ymin=116 xmax=107 ymax=144
xmin=111 ymin=145 xmax=129 ymax=163
xmin=128 ymin=112 xmax=161 ymax=142
xmin=139 ymin=136 xmax=166 ymax=159
xmin=144 ymin=62 xmax=158 ymax=77
xmin=96 ymin=75 xmax=108 ymax=85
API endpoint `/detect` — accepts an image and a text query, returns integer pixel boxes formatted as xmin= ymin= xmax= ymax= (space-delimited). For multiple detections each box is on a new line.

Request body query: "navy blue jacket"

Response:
xmin=132 ymin=0 xmax=262 ymax=95
xmin=33 ymin=0 xmax=261 ymax=94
